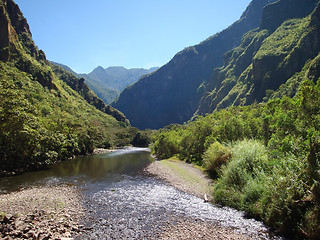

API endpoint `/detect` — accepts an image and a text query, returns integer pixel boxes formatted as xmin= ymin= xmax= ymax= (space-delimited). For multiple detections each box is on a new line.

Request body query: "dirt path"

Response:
xmin=146 ymin=159 xmax=250 ymax=240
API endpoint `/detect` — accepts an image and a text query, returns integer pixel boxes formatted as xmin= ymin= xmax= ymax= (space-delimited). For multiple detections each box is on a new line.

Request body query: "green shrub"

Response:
xmin=259 ymin=153 xmax=309 ymax=235
xmin=213 ymin=139 xmax=268 ymax=210
xmin=203 ymin=142 xmax=231 ymax=173
xmin=152 ymin=133 xmax=179 ymax=159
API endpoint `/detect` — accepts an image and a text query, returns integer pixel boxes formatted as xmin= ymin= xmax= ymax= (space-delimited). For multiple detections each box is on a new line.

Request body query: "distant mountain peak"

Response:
xmin=106 ymin=66 xmax=127 ymax=70
xmin=54 ymin=62 xmax=158 ymax=105
xmin=86 ymin=65 xmax=159 ymax=93
xmin=92 ymin=66 xmax=106 ymax=73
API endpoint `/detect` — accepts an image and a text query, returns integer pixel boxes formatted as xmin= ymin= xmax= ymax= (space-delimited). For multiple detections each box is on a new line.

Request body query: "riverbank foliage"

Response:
xmin=151 ymin=79 xmax=320 ymax=238
xmin=0 ymin=58 xmax=145 ymax=175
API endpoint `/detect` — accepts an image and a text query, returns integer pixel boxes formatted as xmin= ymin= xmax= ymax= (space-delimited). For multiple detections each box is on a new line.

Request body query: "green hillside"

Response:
xmin=0 ymin=0 xmax=134 ymax=175
xmin=196 ymin=0 xmax=319 ymax=116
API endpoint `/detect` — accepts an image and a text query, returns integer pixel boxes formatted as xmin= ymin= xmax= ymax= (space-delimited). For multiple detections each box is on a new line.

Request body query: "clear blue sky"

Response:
xmin=15 ymin=0 xmax=252 ymax=73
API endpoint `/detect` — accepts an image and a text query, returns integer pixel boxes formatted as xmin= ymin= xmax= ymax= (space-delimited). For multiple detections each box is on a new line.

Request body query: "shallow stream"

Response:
xmin=0 ymin=147 xmax=283 ymax=239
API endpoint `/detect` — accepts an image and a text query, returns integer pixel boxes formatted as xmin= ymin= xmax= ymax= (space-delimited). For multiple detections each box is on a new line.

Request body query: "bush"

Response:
xmin=131 ymin=132 xmax=151 ymax=147
xmin=152 ymin=133 xmax=179 ymax=159
xmin=203 ymin=142 xmax=231 ymax=174
xmin=213 ymin=138 xmax=320 ymax=238
xmin=213 ymin=139 xmax=268 ymax=210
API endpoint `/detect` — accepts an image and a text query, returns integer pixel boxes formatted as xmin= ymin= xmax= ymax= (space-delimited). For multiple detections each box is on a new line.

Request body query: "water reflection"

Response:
xmin=0 ymin=149 xmax=152 ymax=193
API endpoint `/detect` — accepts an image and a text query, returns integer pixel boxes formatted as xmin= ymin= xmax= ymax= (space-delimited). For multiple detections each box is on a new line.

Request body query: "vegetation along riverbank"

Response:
xmin=151 ymin=81 xmax=320 ymax=239
xmin=148 ymin=2 xmax=320 ymax=238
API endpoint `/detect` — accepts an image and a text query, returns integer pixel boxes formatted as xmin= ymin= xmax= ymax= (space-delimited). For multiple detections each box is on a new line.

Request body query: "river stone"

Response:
xmin=39 ymin=233 xmax=51 ymax=240
xmin=26 ymin=230 xmax=37 ymax=239
xmin=3 ymin=214 xmax=14 ymax=224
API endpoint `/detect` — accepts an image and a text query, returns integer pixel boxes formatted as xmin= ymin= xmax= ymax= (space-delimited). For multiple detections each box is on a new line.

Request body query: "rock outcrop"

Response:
xmin=0 ymin=0 xmax=45 ymax=61
xmin=0 ymin=1 xmax=19 ymax=61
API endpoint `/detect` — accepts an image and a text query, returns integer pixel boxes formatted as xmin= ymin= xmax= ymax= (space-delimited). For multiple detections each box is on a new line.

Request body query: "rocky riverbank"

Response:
xmin=0 ymin=186 xmax=84 ymax=240
xmin=146 ymin=159 xmax=251 ymax=240
xmin=0 ymin=152 xmax=272 ymax=240
xmin=158 ymin=218 xmax=250 ymax=240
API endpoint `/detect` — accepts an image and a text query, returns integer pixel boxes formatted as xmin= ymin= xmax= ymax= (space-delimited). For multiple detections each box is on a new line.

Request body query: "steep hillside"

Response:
xmin=112 ymin=0 xmax=277 ymax=129
xmin=196 ymin=0 xmax=319 ymax=115
xmin=49 ymin=63 xmax=129 ymax=124
xmin=0 ymin=0 xmax=130 ymax=174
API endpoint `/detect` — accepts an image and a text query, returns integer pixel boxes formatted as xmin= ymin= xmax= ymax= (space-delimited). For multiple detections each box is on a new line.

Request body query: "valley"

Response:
xmin=1 ymin=0 xmax=320 ymax=239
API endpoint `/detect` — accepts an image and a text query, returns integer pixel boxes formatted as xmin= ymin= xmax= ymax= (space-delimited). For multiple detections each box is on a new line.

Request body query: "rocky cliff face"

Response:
xmin=0 ymin=0 xmax=20 ymax=61
xmin=112 ymin=0 xmax=277 ymax=129
xmin=0 ymin=0 xmax=45 ymax=61
xmin=0 ymin=0 xmax=55 ymax=89
xmin=261 ymin=0 xmax=318 ymax=30
xmin=196 ymin=0 xmax=320 ymax=116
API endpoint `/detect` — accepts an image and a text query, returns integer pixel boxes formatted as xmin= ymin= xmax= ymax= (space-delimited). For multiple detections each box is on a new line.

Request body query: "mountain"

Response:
xmin=51 ymin=62 xmax=158 ymax=105
xmin=112 ymin=0 xmax=278 ymax=129
xmin=51 ymin=61 xmax=78 ymax=76
xmin=195 ymin=0 xmax=319 ymax=116
xmin=50 ymin=62 xmax=119 ymax=105
xmin=79 ymin=66 xmax=158 ymax=104
xmin=82 ymin=66 xmax=158 ymax=92
xmin=0 ymin=0 xmax=129 ymax=174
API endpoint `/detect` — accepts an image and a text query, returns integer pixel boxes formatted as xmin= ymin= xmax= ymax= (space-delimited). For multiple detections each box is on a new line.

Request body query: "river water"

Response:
xmin=0 ymin=147 xmax=283 ymax=239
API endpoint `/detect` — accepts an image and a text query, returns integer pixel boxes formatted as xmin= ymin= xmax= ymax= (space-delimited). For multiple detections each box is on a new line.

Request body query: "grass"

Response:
xmin=159 ymin=158 xmax=212 ymax=196
xmin=0 ymin=212 xmax=5 ymax=221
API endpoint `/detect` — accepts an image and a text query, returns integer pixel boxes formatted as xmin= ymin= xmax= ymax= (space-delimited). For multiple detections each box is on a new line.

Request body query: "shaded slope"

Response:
xmin=112 ymin=0 xmax=277 ymax=129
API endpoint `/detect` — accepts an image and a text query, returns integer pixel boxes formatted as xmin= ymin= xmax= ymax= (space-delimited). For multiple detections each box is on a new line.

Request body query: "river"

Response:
xmin=0 ymin=147 xmax=283 ymax=239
